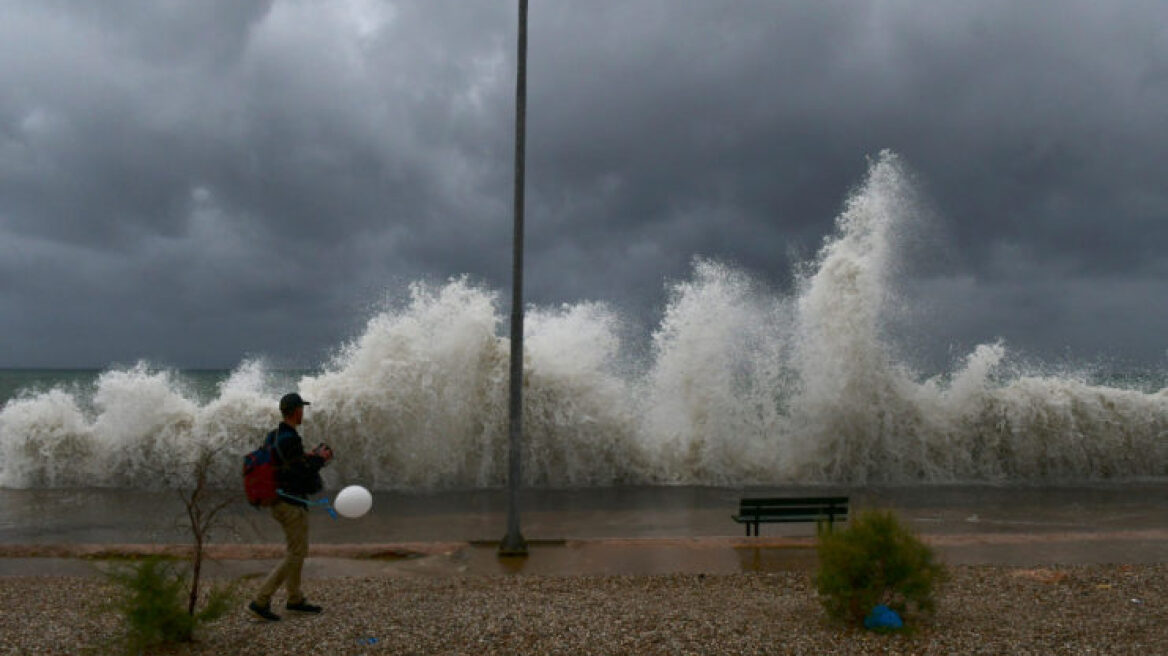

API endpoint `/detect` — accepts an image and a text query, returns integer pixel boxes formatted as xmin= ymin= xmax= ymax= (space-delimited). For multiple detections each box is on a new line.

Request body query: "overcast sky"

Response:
xmin=1 ymin=0 xmax=1165 ymax=371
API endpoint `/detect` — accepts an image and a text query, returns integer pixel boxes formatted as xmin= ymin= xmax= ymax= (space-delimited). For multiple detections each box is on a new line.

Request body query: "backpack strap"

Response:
xmin=266 ymin=429 xmax=286 ymax=464
xmin=267 ymin=426 xmax=303 ymax=466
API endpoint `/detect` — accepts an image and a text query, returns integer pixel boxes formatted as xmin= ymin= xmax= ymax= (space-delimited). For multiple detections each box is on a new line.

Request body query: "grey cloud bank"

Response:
xmin=0 ymin=0 xmax=1165 ymax=371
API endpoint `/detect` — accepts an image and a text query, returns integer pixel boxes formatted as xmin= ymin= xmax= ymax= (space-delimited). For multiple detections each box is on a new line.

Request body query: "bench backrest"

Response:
xmin=738 ymin=496 xmax=848 ymax=515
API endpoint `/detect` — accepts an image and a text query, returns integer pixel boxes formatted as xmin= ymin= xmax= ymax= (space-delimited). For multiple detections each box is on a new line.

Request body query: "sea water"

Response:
xmin=1 ymin=151 xmax=1165 ymax=491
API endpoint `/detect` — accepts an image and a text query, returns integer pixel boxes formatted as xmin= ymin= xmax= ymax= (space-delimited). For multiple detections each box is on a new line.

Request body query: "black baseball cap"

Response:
xmin=279 ymin=393 xmax=311 ymax=414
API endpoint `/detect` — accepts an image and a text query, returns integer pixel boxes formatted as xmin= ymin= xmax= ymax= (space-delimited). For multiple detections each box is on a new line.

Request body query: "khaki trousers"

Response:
xmin=254 ymin=502 xmax=309 ymax=606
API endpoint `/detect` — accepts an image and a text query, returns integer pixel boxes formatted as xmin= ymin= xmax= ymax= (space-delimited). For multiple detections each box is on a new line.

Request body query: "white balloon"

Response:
xmin=333 ymin=485 xmax=373 ymax=518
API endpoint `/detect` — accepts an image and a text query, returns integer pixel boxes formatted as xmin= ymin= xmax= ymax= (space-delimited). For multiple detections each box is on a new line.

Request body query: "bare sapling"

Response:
xmin=178 ymin=446 xmax=237 ymax=616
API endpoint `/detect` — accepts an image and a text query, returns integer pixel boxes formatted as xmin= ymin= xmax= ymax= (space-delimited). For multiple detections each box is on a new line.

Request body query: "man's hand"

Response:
xmin=311 ymin=443 xmax=334 ymax=463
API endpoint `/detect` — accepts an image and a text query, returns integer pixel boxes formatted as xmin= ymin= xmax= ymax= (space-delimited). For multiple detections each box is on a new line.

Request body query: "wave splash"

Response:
xmin=2 ymin=151 xmax=1165 ymax=489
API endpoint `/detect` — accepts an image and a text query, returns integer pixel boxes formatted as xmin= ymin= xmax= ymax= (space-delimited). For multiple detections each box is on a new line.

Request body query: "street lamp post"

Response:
xmin=499 ymin=0 xmax=529 ymax=558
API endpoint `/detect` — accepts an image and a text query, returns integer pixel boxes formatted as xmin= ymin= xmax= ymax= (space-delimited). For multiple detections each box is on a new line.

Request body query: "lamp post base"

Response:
xmin=498 ymin=532 xmax=529 ymax=557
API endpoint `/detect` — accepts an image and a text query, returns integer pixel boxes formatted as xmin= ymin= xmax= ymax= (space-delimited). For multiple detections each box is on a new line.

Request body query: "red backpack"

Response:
xmin=242 ymin=431 xmax=282 ymax=507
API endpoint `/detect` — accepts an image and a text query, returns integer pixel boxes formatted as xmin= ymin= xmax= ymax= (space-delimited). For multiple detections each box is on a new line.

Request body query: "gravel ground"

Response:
xmin=0 ymin=564 xmax=1164 ymax=655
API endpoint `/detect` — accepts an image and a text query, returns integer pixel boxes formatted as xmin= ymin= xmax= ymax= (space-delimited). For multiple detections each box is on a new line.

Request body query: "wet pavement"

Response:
xmin=0 ymin=483 xmax=1165 ymax=576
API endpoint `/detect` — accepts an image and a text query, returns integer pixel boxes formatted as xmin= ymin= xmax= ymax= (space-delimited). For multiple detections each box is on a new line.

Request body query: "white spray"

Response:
xmin=1 ymin=151 xmax=1164 ymax=489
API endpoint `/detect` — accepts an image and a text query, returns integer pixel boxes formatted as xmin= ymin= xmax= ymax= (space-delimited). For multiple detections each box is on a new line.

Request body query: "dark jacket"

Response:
xmin=270 ymin=422 xmax=325 ymax=508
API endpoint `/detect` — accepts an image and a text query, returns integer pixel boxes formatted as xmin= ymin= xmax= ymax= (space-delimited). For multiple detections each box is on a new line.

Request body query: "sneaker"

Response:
xmin=285 ymin=599 xmax=323 ymax=614
xmin=247 ymin=601 xmax=281 ymax=622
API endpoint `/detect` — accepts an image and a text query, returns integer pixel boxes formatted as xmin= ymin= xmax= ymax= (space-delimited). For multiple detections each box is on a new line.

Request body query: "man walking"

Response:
xmin=248 ymin=393 xmax=333 ymax=621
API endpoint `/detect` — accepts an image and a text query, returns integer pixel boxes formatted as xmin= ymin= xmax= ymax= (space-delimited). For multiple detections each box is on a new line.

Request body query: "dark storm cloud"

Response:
xmin=0 ymin=0 xmax=1165 ymax=368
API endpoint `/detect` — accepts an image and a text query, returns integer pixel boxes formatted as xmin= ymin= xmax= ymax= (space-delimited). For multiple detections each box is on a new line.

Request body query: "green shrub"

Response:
xmin=815 ymin=509 xmax=946 ymax=626
xmin=103 ymin=556 xmax=237 ymax=653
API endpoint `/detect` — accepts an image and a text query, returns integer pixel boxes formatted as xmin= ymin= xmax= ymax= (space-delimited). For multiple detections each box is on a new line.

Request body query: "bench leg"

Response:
xmin=818 ymin=515 xmax=836 ymax=535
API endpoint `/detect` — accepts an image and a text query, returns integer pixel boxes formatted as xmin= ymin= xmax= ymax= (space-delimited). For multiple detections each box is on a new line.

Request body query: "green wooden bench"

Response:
xmin=732 ymin=496 xmax=849 ymax=536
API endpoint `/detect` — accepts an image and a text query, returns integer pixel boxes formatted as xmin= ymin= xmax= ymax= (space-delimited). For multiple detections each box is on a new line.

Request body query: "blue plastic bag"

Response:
xmin=864 ymin=604 xmax=904 ymax=630
xmin=277 ymin=490 xmax=339 ymax=519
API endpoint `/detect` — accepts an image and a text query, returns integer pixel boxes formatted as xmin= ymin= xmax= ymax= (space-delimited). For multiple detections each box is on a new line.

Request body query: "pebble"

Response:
xmin=0 ymin=564 xmax=1163 ymax=655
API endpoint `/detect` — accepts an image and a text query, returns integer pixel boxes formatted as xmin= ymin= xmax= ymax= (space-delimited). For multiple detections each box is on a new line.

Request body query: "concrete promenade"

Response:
xmin=1 ymin=482 xmax=1164 ymax=577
